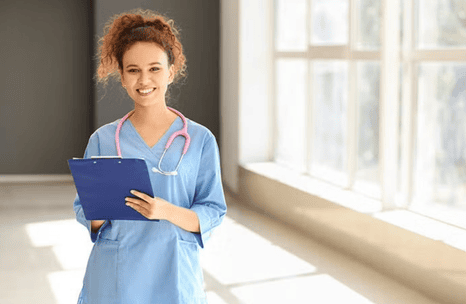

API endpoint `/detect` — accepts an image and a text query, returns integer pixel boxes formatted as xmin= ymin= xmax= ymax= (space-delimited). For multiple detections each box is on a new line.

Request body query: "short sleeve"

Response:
xmin=190 ymin=133 xmax=227 ymax=248
xmin=72 ymin=132 xmax=109 ymax=243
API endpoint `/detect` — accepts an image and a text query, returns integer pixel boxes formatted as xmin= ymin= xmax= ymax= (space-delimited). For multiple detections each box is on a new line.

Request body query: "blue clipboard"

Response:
xmin=68 ymin=157 xmax=158 ymax=221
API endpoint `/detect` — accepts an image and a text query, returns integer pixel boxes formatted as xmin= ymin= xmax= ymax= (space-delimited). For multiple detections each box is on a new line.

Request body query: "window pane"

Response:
xmin=355 ymin=62 xmax=381 ymax=199
xmin=416 ymin=0 xmax=466 ymax=49
xmin=275 ymin=59 xmax=307 ymax=171
xmin=312 ymin=61 xmax=348 ymax=186
xmin=355 ymin=0 xmax=381 ymax=50
xmin=413 ymin=63 xmax=466 ymax=227
xmin=275 ymin=0 xmax=307 ymax=51
xmin=311 ymin=0 xmax=349 ymax=46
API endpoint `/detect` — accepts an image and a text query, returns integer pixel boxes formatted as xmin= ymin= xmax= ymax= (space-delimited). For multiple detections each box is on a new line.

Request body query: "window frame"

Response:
xmin=272 ymin=0 xmax=466 ymax=226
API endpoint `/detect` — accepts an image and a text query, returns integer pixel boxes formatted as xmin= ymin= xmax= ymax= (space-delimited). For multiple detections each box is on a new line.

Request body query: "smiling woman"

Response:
xmin=72 ymin=7 xmax=227 ymax=304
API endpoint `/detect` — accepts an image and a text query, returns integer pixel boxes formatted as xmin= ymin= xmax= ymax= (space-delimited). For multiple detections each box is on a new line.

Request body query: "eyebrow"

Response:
xmin=125 ymin=62 xmax=162 ymax=68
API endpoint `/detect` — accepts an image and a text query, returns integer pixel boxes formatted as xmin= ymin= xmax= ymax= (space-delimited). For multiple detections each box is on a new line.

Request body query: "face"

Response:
xmin=120 ymin=41 xmax=174 ymax=106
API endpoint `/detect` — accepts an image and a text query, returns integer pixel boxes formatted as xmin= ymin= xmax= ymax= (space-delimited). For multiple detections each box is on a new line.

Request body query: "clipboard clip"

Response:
xmin=72 ymin=156 xmax=123 ymax=160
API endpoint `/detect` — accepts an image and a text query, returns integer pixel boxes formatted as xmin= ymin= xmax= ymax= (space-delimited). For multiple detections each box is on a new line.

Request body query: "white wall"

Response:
xmin=220 ymin=0 xmax=273 ymax=193
xmin=220 ymin=0 xmax=240 ymax=193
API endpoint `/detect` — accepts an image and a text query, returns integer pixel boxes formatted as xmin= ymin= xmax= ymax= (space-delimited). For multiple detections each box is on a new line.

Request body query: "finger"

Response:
xmin=126 ymin=201 xmax=150 ymax=218
xmin=126 ymin=197 xmax=150 ymax=210
xmin=130 ymin=190 xmax=154 ymax=202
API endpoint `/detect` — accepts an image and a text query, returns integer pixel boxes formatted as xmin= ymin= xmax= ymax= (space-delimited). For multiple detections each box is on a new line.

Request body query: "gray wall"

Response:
xmin=0 ymin=0 xmax=220 ymax=174
xmin=0 ymin=0 xmax=93 ymax=174
xmin=94 ymin=0 xmax=220 ymax=140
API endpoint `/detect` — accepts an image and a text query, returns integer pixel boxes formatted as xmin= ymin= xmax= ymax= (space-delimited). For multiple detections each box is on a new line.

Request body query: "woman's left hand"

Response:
xmin=125 ymin=190 xmax=172 ymax=220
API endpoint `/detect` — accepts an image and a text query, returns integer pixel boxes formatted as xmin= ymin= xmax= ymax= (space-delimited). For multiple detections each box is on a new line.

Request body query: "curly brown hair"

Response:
xmin=94 ymin=8 xmax=187 ymax=90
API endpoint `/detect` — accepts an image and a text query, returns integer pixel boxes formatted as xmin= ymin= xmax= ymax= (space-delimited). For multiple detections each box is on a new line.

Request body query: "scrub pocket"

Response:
xmin=177 ymin=239 xmax=207 ymax=303
xmin=82 ymin=238 xmax=119 ymax=303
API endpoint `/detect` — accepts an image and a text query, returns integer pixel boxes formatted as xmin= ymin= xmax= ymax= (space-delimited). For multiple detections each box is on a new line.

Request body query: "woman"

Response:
xmin=73 ymin=8 xmax=227 ymax=303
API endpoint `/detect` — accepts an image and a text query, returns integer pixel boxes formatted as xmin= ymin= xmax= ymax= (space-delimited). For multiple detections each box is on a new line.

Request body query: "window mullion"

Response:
xmin=349 ymin=0 xmax=358 ymax=50
xmin=380 ymin=0 xmax=401 ymax=210
xmin=270 ymin=0 xmax=277 ymax=162
xmin=347 ymin=61 xmax=358 ymax=190
xmin=307 ymin=0 xmax=313 ymax=175
xmin=346 ymin=0 xmax=358 ymax=190
xmin=400 ymin=0 xmax=415 ymax=208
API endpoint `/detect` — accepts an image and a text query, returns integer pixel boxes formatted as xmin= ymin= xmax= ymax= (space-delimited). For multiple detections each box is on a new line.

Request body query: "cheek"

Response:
xmin=158 ymin=72 xmax=169 ymax=81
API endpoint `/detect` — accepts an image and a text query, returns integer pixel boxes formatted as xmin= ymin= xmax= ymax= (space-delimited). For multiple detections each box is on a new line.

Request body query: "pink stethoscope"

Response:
xmin=115 ymin=107 xmax=191 ymax=176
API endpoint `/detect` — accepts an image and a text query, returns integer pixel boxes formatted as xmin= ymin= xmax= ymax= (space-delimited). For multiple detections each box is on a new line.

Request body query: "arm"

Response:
xmin=125 ymin=192 xmax=200 ymax=233
xmin=183 ymin=133 xmax=227 ymax=247
xmin=164 ymin=203 xmax=200 ymax=233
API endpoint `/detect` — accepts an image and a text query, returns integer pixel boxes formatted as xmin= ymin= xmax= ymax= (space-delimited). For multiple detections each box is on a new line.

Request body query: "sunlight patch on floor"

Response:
xmin=47 ymin=270 xmax=86 ymax=304
xmin=230 ymin=274 xmax=375 ymax=304
xmin=24 ymin=219 xmax=89 ymax=248
xmin=25 ymin=219 xmax=93 ymax=270
xmin=200 ymin=216 xmax=317 ymax=286
xmin=206 ymin=291 xmax=230 ymax=304
xmin=25 ymin=219 xmax=92 ymax=303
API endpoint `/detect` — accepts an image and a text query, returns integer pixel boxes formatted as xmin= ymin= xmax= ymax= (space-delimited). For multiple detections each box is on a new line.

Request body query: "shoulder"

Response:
xmin=185 ymin=118 xmax=221 ymax=163
xmin=186 ymin=118 xmax=217 ymax=145
xmin=88 ymin=119 xmax=121 ymax=142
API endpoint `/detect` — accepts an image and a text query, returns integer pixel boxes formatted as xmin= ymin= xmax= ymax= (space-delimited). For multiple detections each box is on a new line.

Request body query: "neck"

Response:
xmin=129 ymin=102 xmax=173 ymax=128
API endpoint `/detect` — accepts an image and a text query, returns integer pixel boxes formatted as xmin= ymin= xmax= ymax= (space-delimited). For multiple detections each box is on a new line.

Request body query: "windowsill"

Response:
xmin=242 ymin=162 xmax=383 ymax=214
xmin=238 ymin=161 xmax=466 ymax=303
xmin=242 ymin=162 xmax=466 ymax=253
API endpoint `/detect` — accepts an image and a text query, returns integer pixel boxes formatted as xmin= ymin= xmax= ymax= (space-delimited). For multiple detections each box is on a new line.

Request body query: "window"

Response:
xmin=273 ymin=0 xmax=466 ymax=228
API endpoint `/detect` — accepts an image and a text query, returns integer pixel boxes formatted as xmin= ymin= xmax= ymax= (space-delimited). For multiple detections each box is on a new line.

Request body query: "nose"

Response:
xmin=137 ymin=71 xmax=152 ymax=85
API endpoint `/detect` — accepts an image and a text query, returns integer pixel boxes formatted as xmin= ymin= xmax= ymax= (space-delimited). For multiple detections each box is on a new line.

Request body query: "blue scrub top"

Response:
xmin=73 ymin=114 xmax=227 ymax=304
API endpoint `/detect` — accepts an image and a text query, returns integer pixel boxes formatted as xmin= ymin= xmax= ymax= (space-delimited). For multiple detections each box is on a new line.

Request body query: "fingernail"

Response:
xmin=130 ymin=190 xmax=135 ymax=194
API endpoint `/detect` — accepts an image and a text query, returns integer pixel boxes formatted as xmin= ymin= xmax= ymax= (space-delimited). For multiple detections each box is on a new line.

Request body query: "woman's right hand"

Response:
xmin=91 ymin=220 xmax=106 ymax=233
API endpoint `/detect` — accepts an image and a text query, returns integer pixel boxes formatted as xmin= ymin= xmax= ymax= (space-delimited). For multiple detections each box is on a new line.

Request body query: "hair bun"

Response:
xmin=146 ymin=19 xmax=168 ymax=32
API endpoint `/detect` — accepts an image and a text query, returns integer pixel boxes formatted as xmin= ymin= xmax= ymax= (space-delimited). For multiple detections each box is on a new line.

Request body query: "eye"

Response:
xmin=128 ymin=69 xmax=138 ymax=73
xmin=151 ymin=67 xmax=160 ymax=71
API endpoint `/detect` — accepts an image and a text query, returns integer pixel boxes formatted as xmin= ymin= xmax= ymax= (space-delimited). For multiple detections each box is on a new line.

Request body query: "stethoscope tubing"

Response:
xmin=115 ymin=107 xmax=190 ymax=175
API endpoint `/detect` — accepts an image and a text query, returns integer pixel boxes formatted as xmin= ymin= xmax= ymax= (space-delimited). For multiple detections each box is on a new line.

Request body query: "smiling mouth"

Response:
xmin=137 ymin=88 xmax=155 ymax=96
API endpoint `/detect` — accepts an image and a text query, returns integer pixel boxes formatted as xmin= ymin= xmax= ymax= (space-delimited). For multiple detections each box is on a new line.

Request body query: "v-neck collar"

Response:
xmin=125 ymin=116 xmax=181 ymax=153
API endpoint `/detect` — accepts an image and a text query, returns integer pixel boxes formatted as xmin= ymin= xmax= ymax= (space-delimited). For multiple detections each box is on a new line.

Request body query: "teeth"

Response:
xmin=139 ymin=88 xmax=154 ymax=94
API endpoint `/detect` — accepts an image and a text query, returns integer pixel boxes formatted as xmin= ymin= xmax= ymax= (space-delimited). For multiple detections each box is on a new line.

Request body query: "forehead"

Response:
xmin=123 ymin=42 xmax=168 ymax=66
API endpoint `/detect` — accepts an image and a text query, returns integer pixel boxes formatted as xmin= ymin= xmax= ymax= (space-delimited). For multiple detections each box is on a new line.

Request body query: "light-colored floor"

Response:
xmin=0 ymin=184 xmax=444 ymax=304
